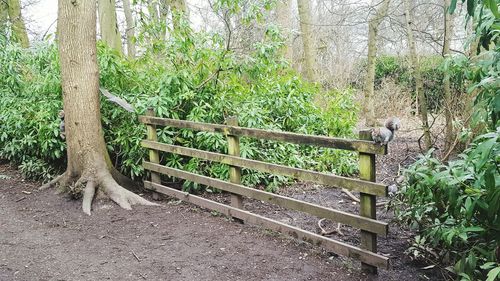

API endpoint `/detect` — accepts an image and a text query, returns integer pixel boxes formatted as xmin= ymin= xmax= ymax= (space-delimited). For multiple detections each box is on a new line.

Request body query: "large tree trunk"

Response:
xmin=442 ymin=0 xmax=455 ymax=153
xmin=276 ymin=0 xmax=293 ymax=61
xmin=404 ymin=0 xmax=431 ymax=150
xmin=363 ymin=0 xmax=390 ymax=127
xmin=44 ymin=0 xmax=155 ymax=215
xmin=98 ymin=0 xmax=122 ymax=54
xmin=6 ymin=0 xmax=29 ymax=48
xmin=297 ymin=0 xmax=317 ymax=82
xmin=123 ymin=0 xmax=136 ymax=57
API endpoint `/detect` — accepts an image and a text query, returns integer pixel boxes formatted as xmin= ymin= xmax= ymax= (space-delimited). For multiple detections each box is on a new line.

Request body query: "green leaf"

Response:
xmin=449 ymin=0 xmax=458 ymax=13
xmin=488 ymin=0 xmax=499 ymax=18
xmin=458 ymin=232 xmax=468 ymax=241
xmin=467 ymin=0 xmax=476 ymax=16
xmin=481 ymin=262 xmax=497 ymax=270
xmin=486 ymin=266 xmax=500 ymax=281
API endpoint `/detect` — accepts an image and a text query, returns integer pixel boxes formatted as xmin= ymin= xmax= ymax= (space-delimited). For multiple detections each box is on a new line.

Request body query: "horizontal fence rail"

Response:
xmin=144 ymin=180 xmax=390 ymax=269
xmin=143 ymin=161 xmax=388 ymax=236
xmin=138 ymin=116 xmax=387 ymax=155
xmin=140 ymin=115 xmax=389 ymax=273
xmin=141 ymin=140 xmax=388 ymax=197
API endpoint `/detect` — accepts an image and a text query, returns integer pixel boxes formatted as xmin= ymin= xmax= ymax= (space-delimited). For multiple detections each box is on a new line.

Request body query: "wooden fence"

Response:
xmin=139 ymin=110 xmax=390 ymax=273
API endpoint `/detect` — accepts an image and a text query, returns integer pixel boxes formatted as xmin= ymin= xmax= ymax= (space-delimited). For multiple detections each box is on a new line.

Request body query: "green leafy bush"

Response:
xmin=0 ymin=25 xmax=359 ymax=191
xmin=396 ymin=130 xmax=500 ymax=280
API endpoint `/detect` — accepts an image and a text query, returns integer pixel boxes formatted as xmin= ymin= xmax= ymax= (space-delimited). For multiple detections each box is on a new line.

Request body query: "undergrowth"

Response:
xmin=0 ymin=24 xmax=359 ymax=192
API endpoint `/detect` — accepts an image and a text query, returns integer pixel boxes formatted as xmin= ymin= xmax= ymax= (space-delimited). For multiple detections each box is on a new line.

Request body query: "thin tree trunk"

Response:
xmin=297 ymin=0 xmax=317 ymax=82
xmin=404 ymin=0 xmax=431 ymax=150
xmin=98 ymin=0 xmax=122 ymax=54
xmin=0 ymin=1 xmax=8 ymax=28
xmin=122 ymin=0 xmax=136 ymax=57
xmin=276 ymin=0 xmax=293 ymax=61
xmin=7 ymin=0 xmax=29 ymax=48
xmin=363 ymin=0 xmax=391 ymax=127
xmin=148 ymin=0 xmax=159 ymax=22
xmin=442 ymin=0 xmax=455 ymax=153
xmin=159 ymin=0 xmax=170 ymax=40
xmin=46 ymin=0 xmax=155 ymax=215
xmin=170 ymin=0 xmax=187 ymax=31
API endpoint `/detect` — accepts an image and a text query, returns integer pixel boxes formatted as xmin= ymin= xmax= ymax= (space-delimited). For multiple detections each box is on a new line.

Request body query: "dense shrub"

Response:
xmin=0 ymin=26 xmax=359 ymax=192
xmin=396 ymin=130 xmax=500 ymax=280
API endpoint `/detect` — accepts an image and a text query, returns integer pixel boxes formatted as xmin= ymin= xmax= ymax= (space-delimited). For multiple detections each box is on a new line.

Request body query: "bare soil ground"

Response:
xmin=0 ymin=117 xmax=447 ymax=281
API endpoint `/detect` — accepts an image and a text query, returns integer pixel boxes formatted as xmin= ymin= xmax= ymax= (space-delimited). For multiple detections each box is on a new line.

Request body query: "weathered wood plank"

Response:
xmin=146 ymin=108 xmax=161 ymax=200
xmin=143 ymin=161 xmax=388 ymax=236
xmin=141 ymin=140 xmax=388 ymax=197
xmin=359 ymin=129 xmax=378 ymax=274
xmin=226 ymin=117 xmax=244 ymax=219
xmin=138 ymin=116 xmax=387 ymax=155
xmin=144 ymin=181 xmax=390 ymax=269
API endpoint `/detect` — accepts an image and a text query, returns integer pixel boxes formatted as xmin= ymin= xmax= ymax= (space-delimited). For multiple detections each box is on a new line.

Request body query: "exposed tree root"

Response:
xmin=39 ymin=171 xmax=73 ymax=191
xmin=99 ymin=171 xmax=158 ymax=211
xmin=110 ymin=167 xmax=140 ymax=189
xmin=41 ymin=169 xmax=158 ymax=215
xmin=318 ymin=218 xmax=344 ymax=236
xmin=82 ymin=180 xmax=96 ymax=215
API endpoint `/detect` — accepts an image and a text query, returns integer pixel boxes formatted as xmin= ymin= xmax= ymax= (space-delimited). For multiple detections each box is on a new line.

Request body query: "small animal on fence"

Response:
xmin=371 ymin=117 xmax=400 ymax=145
xmin=59 ymin=110 xmax=65 ymax=139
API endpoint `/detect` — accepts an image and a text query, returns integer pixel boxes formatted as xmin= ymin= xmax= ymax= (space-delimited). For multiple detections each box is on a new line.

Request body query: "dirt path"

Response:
xmin=0 ymin=160 xmax=440 ymax=281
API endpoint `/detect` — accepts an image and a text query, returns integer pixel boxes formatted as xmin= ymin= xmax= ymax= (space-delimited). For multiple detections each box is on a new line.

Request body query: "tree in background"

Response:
xmin=171 ymin=0 xmax=188 ymax=31
xmin=404 ymin=0 xmax=431 ymax=149
xmin=276 ymin=0 xmax=293 ymax=62
xmin=46 ymin=0 xmax=155 ymax=214
xmin=0 ymin=1 xmax=8 ymax=31
xmin=123 ymin=0 xmax=136 ymax=57
xmin=363 ymin=0 xmax=391 ymax=127
xmin=297 ymin=0 xmax=317 ymax=82
xmin=98 ymin=0 xmax=122 ymax=54
xmin=2 ymin=0 xmax=30 ymax=47
xmin=442 ymin=0 xmax=455 ymax=153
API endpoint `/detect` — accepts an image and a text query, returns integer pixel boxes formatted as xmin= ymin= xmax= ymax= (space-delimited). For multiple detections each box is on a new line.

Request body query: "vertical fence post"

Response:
xmin=226 ymin=116 xmax=244 ymax=222
xmin=359 ymin=129 xmax=378 ymax=274
xmin=146 ymin=108 xmax=161 ymax=200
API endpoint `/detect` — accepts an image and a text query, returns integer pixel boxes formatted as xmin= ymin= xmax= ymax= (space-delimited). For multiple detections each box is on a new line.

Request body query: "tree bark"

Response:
xmin=297 ymin=0 xmax=317 ymax=82
xmin=98 ymin=0 xmax=122 ymax=54
xmin=6 ymin=0 xmax=29 ymax=48
xmin=363 ymin=0 xmax=391 ymax=127
xmin=46 ymin=0 xmax=155 ymax=215
xmin=276 ymin=0 xmax=293 ymax=61
xmin=442 ymin=0 xmax=455 ymax=153
xmin=122 ymin=0 xmax=136 ymax=57
xmin=404 ymin=0 xmax=431 ymax=150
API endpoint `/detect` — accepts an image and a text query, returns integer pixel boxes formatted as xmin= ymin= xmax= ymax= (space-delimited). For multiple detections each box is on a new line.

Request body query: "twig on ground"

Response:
xmin=132 ymin=250 xmax=141 ymax=262
xmin=317 ymin=218 xmax=343 ymax=236
xmin=341 ymin=188 xmax=388 ymax=207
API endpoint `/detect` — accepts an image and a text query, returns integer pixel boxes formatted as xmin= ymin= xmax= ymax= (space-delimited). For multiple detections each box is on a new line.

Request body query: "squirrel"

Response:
xmin=371 ymin=117 xmax=400 ymax=145
xmin=59 ymin=110 xmax=65 ymax=139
